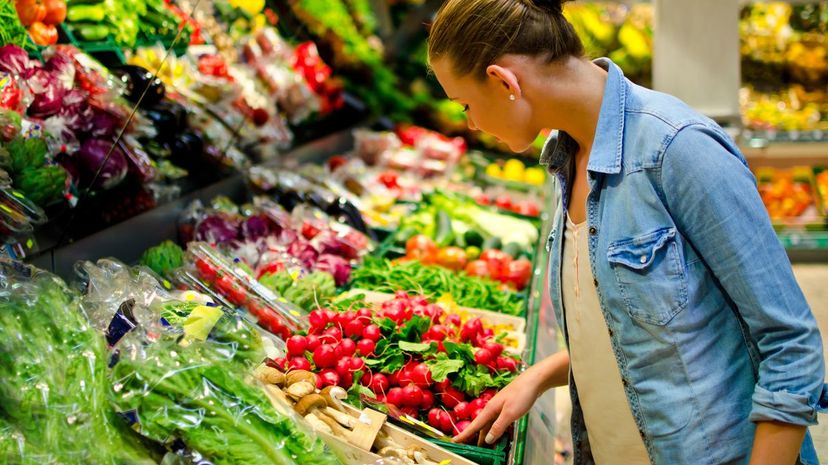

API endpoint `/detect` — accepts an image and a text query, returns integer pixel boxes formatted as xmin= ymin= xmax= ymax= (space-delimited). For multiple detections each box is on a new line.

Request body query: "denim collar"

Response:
xmin=539 ymin=57 xmax=626 ymax=175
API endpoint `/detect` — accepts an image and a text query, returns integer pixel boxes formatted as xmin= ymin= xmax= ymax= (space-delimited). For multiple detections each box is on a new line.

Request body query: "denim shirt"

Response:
xmin=541 ymin=58 xmax=828 ymax=465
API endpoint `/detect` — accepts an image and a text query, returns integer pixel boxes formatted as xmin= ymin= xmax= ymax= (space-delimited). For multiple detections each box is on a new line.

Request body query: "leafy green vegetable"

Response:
xmin=453 ymin=365 xmax=515 ymax=398
xmin=399 ymin=341 xmax=433 ymax=353
xmin=111 ymin=332 xmax=343 ymax=465
xmin=0 ymin=265 xmax=156 ymax=464
xmin=346 ymin=370 xmax=376 ymax=408
xmin=261 ymin=271 xmax=336 ymax=312
xmin=351 ymin=257 xmax=525 ymax=315
xmin=140 ymin=240 xmax=186 ymax=278
xmin=260 ymin=271 xmax=294 ymax=295
xmin=425 ymin=354 xmax=465 ymax=383
xmin=5 ymin=136 xmax=47 ymax=174
xmin=14 ymin=166 xmax=66 ymax=206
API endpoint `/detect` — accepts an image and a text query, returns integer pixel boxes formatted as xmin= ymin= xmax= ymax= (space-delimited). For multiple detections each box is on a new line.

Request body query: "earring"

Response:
xmin=509 ymin=94 xmax=516 ymax=101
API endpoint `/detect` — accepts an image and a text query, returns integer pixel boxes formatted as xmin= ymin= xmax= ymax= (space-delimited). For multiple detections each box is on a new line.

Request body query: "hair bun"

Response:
xmin=528 ymin=0 xmax=572 ymax=14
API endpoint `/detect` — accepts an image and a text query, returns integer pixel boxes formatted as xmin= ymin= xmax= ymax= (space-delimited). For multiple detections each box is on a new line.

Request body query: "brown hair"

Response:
xmin=428 ymin=0 xmax=583 ymax=80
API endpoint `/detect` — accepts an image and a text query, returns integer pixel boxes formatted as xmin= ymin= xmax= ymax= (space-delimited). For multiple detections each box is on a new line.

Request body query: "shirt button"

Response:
xmin=608 ymin=328 xmax=614 ymax=337
xmin=593 ymin=278 xmax=599 ymax=287
xmin=639 ymin=255 xmax=647 ymax=264
xmin=639 ymin=428 xmax=646 ymax=439
xmin=588 ymin=226 xmax=598 ymax=236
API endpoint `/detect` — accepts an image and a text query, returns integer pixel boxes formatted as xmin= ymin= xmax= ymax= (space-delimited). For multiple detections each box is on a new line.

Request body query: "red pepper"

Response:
xmin=28 ymin=21 xmax=57 ymax=45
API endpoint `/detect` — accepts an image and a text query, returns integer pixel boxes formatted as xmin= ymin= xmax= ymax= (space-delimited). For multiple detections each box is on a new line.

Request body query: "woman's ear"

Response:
xmin=486 ymin=64 xmax=522 ymax=100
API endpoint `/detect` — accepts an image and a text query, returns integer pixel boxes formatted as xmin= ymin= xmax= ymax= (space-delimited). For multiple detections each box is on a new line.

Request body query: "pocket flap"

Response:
xmin=607 ymin=227 xmax=677 ymax=270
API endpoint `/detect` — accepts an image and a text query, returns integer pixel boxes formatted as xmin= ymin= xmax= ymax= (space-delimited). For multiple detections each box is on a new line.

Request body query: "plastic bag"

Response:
xmin=353 ymin=129 xmax=401 ymax=166
xmin=0 ymin=260 xmax=156 ymax=464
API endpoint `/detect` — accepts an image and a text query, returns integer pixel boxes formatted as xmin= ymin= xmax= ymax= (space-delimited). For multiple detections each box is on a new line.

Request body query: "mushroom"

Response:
xmin=286 ymin=370 xmax=316 ymax=386
xmin=286 ymin=381 xmax=315 ymax=400
xmin=294 ymin=393 xmax=350 ymax=437
xmin=319 ymin=386 xmax=355 ymax=428
xmin=254 ymin=365 xmax=286 ymax=386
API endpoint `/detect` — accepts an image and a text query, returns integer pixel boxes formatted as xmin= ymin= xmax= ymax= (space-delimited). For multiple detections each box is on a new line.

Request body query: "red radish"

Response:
xmin=428 ymin=408 xmax=443 ymax=429
xmin=475 ymin=193 xmax=491 ymax=205
xmin=471 ymin=407 xmax=484 ymax=420
xmin=411 ymin=296 xmax=428 ymax=307
xmin=412 ymin=363 xmax=433 ymax=388
xmin=453 ymin=401 xmax=470 ymax=420
xmin=434 ymin=379 xmax=451 ymax=393
xmin=474 ymin=348 xmax=494 ymax=366
xmin=288 ymin=357 xmax=311 ymax=371
xmin=350 ymin=357 xmax=366 ymax=372
xmin=402 ymin=385 xmax=424 ymax=407
xmin=360 ymin=370 xmax=373 ymax=387
xmin=370 ymin=373 xmax=390 ymax=395
xmin=356 ymin=308 xmax=373 ymax=323
xmin=497 ymin=356 xmax=518 ymax=372
xmin=455 ymin=420 xmax=472 ymax=435
xmin=446 ymin=314 xmax=462 ymax=327
xmin=482 ymin=342 xmax=504 ymax=358
xmin=481 ymin=328 xmax=495 ymax=339
xmin=308 ymin=310 xmax=328 ymax=329
xmin=265 ymin=357 xmax=287 ymax=371
xmin=362 ymin=324 xmax=381 ymax=341
xmin=286 ymin=335 xmax=308 ymax=356
xmin=313 ymin=344 xmax=337 ymax=368
xmin=420 ymin=390 xmax=435 ymax=409
xmin=306 ymin=334 xmax=321 ymax=352
xmin=469 ymin=398 xmax=486 ymax=413
xmin=345 ymin=320 xmax=365 ymax=339
xmin=440 ymin=411 xmax=455 ymax=434
xmin=461 ymin=318 xmax=483 ymax=342
xmin=340 ymin=371 xmax=354 ymax=388
xmin=441 ymin=386 xmax=465 ymax=408
xmin=357 ymin=339 xmax=376 ymax=356
xmin=375 ymin=394 xmax=387 ymax=404
xmin=494 ymin=194 xmax=513 ymax=210
xmin=338 ymin=338 xmax=357 ymax=358
xmin=323 ymin=309 xmax=337 ymax=323
xmin=480 ymin=389 xmax=498 ymax=402
xmin=394 ymin=290 xmax=410 ymax=300
xmin=335 ymin=358 xmax=352 ymax=377
xmin=318 ymin=369 xmax=340 ymax=389
xmin=338 ymin=311 xmax=357 ymax=327
xmin=400 ymin=406 xmax=420 ymax=418
xmin=386 ymin=387 xmax=403 ymax=406
xmin=322 ymin=326 xmax=342 ymax=343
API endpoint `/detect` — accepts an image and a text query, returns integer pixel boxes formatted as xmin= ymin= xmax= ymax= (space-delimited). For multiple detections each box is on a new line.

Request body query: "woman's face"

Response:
xmin=431 ymin=58 xmax=539 ymax=153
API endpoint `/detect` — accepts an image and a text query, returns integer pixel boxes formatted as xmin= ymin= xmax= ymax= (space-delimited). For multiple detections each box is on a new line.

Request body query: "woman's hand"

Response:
xmin=453 ymin=351 xmax=570 ymax=444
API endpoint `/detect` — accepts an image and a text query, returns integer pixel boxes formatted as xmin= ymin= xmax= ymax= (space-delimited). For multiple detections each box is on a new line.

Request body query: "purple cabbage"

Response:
xmin=195 ymin=215 xmax=239 ymax=244
xmin=0 ymin=45 xmax=34 ymax=75
xmin=26 ymin=68 xmax=66 ymax=118
xmin=317 ymin=232 xmax=360 ymax=260
xmin=73 ymin=138 xmax=129 ymax=190
xmin=287 ymin=240 xmax=319 ymax=269
xmin=315 ymin=254 xmax=351 ymax=286
xmin=241 ymin=214 xmax=271 ymax=241
xmin=44 ymin=53 xmax=76 ymax=91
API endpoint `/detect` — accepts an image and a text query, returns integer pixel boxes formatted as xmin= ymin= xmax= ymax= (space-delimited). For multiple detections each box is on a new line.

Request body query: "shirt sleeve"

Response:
xmin=660 ymin=123 xmax=828 ymax=426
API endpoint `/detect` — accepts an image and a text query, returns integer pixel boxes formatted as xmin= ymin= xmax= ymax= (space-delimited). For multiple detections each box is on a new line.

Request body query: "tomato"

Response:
xmin=195 ymin=258 xmax=218 ymax=281
xmin=464 ymin=260 xmax=490 ymax=278
xmin=436 ymin=247 xmax=468 ymax=271
xmin=42 ymin=0 xmax=66 ymax=25
xmin=504 ymin=258 xmax=532 ymax=290
xmin=378 ymin=171 xmax=399 ymax=189
xmin=474 ymin=193 xmax=491 ymax=205
xmin=16 ymin=0 xmax=46 ymax=26
xmin=513 ymin=199 xmax=540 ymax=217
xmin=28 ymin=21 xmax=57 ymax=45
xmin=494 ymin=194 xmax=513 ymax=210
xmin=405 ymin=235 xmax=438 ymax=262
xmin=480 ymin=249 xmax=512 ymax=281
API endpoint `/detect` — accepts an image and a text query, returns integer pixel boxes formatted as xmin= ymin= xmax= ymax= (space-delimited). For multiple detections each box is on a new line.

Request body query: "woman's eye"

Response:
xmin=462 ymin=104 xmax=469 ymax=113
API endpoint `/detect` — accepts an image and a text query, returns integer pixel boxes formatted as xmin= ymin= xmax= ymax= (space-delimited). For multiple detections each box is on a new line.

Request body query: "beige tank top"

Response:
xmin=562 ymin=214 xmax=650 ymax=465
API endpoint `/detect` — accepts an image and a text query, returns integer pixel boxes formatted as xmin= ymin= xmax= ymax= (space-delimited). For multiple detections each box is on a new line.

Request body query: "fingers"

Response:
xmin=485 ymin=411 xmax=512 ymax=444
xmin=452 ymin=399 xmax=500 ymax=444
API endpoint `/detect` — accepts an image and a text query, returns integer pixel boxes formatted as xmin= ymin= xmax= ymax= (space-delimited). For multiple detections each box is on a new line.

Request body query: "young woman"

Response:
xmin=429 ymin=1 xmax=828 ymax=464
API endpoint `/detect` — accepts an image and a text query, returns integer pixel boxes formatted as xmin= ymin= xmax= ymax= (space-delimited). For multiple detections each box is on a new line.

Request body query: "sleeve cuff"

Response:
xmin=749 ymin=384 xmax=828 ymax=426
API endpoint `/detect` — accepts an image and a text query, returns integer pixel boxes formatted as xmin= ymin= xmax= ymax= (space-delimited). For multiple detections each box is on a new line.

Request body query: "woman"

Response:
xmin=429 ymin=1 xmax=828 ymax=464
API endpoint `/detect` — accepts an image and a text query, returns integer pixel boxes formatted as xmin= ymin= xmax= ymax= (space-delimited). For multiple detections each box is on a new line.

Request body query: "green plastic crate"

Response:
xmin=426 ymin=436 xmax=508 ymax=465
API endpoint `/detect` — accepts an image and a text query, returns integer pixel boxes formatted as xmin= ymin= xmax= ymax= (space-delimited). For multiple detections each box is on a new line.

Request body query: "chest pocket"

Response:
xmin=607 ymin=227 xmax=688 ymax=325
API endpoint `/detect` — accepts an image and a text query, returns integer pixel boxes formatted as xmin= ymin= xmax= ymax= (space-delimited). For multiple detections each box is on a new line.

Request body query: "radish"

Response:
xmin=265 ymin=357 xmax=287 ymax=371
xmin=357 ymin=339 xmax=376 ymax=356
xmin=402 ymin=385 xmax=423 ymax=407
xmin=480 ymin=389 xmax=498 ymax=402
xmin=434 ymin=379 xmax=451 ymax=393
xmin=412 ymin=363 xmax=433 ymax=388
xmin=306 ymin=334 xmax=321 ymax=352
xmin=286 ymin=335 xmax=307 ymax=356
xmin=345 ymin=320 xmax=365 ymax=339
xmin=370 ymin=373 xmax=390 ymax=395
xmin=455 ymin=420 xmax=472 ymax=435
xmin=318 ymin=369 xmax=340 ymax=388
xmin=335 ymin=358 xmax=352 ymax=377
xmin=496 ymin=356 xmax=518 ymax=372
xmin=469 ymin=398 xmax=486 ymax=413
xmin=400 ymin=406 xmax=420 ymax=418
xmin=410 ymin=296 xmax=428 ymax=307
xmin=428 ymin=408 xmax=443 ymax=429
xmin=321 ymin=326 xmax=342 ymax=343
xmin=453 ymin=401 xmax=470 ymax=420
xmin=439 ymin=411 xmax=455 ymax=434
xmin=441 ymin=386 xmax=465 ymax=408
xmin=356 ymin=308 xmax=373 ymax=323
xmin=313 ymin=344 xmax=337 ymax=369
xmin=471 ymin=407 xmax=484 ymax=420
xmin=446 ymin=314 xmax=462 ymax=327
xmin=323 ymin=309 xmax=337 ymax=324
xmin=482 ymin=341 xmax=504 ymax=358
xmin=362 ymin=324 xmax=381 ymax=341
xmin=394 ymin=290 xmax=410 ymax=301
xmin=288 ymin=356 xmax=311 ymax=371
xmin=388 ymin=370 xmax=401 ymax=386
xmin=340 ymin=371 xmax=354 ymax=389
xmin=338 ymin=338 xmax=357 ymax=358
xmin=350 ymin=356 xmax=366 ymax=372
xmin=420 ymin=390 xmax=435 ymax=409
xmin=308 ymin=310 xmax=328 ymax=330
xmin=474 ymin=348 xmax=494 ymax=366
xmin=386 ymin=387 xmax=403 ymax=406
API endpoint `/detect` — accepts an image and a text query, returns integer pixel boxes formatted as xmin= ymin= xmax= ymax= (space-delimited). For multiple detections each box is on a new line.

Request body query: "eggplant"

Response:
xmin=113 ymin=65 xmax=166 ymax=107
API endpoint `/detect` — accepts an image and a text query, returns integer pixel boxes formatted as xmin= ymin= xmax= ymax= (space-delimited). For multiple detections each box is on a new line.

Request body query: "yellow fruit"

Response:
xmin=504 ymin=158 xmax=526 ymax=173
xmin=524 ymin=167 xmax=546 ymax=185
xmin=485 ymin=164 xmax=502 ymax=178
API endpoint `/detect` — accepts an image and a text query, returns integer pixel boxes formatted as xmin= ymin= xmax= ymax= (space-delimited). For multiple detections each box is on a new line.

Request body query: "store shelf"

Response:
xmin=27 ymin=129 xmax=358 ymax=280
xmin=780 ymin=230 xmax=828 ymax=263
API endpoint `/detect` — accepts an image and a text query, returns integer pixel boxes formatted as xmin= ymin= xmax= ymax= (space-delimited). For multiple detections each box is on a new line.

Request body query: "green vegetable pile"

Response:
xmin=110 ymin=331 xmax=342 ymax=465
xmin=0 ymin=1 xmax=33 ymax=49
xmin=0 ymin=265 xmax=156 ymax=464
xmin=140 ymin=240 xmax=186 ymax=278
xmin=260 ymin=271 xmax=336 ymax=312
xmin=0 ymin=136 xmax=66 ymax=207
xmin=65 ymin=0 xmax=188 ymax=46
xmin=350 ymin=257 xmax=526 ymax=315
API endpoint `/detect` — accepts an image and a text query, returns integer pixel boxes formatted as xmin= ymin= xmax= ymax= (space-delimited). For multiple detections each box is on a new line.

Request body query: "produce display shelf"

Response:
xmin=27 ymin=128 xmax=358 ymax=279
xmin=779 ymin=230 xmax=828 ymax=263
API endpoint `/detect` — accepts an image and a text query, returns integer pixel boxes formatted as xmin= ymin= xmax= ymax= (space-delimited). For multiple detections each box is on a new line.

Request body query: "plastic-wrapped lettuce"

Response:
xmin=0 ymin=262 xmax=156 ymax=464
xmin=110 ymin=330 xmax=343 ymax=465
